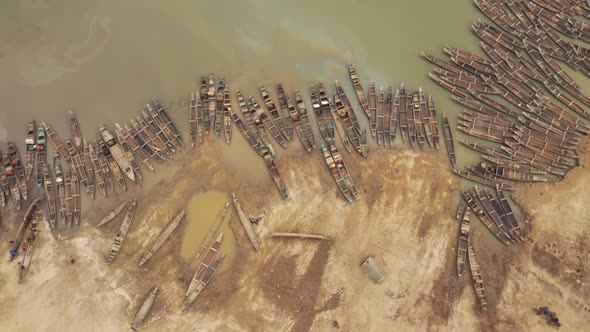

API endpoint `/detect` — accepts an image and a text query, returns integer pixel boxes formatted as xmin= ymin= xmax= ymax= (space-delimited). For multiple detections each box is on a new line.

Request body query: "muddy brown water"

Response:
xmin=0 ymin=1 xmax=589 ymax=249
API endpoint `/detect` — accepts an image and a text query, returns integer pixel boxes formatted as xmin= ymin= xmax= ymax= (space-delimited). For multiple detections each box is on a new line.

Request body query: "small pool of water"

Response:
xmin=180 ymin=190 xmax=237 ymax=271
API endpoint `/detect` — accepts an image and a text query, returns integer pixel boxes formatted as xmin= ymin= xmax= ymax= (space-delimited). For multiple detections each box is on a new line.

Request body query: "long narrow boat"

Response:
xmin=457 ymin=209 xmax=470 ymax=277
xmin=186 ymin=232 xmax=223 ymax=295
xmin=143 ymin=110 xmax=176 ymax=154
xmin=97 ymin=201 xmax=128 ymax=227
xmin=9 ymin=197 xmax=42 ymax=261
xmin=278 ymin=84 xmax=313 ymax=152
xmin=428 ymin=96 xmax=440 ymax=149
xmin=116 ymin=123 xmax=154 ymax=172
xmin=106 ymin=199 xmax=138 ymax=263
xmin=69 ymin=111 xmax=83 ymax=151
xmin=127 ymin=122 xmax=165 ymax=162
xmin=467 ymin=239 xmax=487 ymax=311
xmin=348 ymin=64 xmax=371 ymax=122
xmin=189 ymin=92 xmax=198 ymax=148
xmin=43 ymin=163 xmax=57 ymax=229
xmin=335 ymin=80 xmax=362 ymax=134
xmin=481 ymin=163 xmax=547 ymax=182
xmin=462 ymin=191 xmax=510 ymax=245
xmin=202 ymin=75 xmax=212 ymax=134
xmin=131 ymin=287 xmax=158 ymax=331
xmin=376 ymin=87 xmax=385 ymax=145
xmin=495 ymin=184 xmax=524 ymax=241
xmin=214 ymin=78 xmax=225 ymax=136
xmin=0 ymin=172 xmax=5 ymax=207
xmin=312 ymin=85 xmax=336 ymax=143
xmin=322 ymin=144 xmax=355 ymax=204
xmin=236 ymin=90 xmax=267 ymax=155
xmin=1 ymin=149 xmax=12 ymax=201
xmin=53 ymin=153 xmax=66 ymax=223
xmin=223 ymin=86 xmax=232 ymax=144
xmin=331 ymin=94 xmax=352 ymax=153
xmin=96 ymin=140 xmax=114 ymax=194
xmin=412 ymin=91 xmax=427 ymax=149
xmin=295 ymin=90 xmax=317 ymax=150
xmin=182 ymin=254 xmax=224 ymax=310
xmin=17 ymin=209 xmax=39 ymax=284
xmin=65 ymin=139 xmax=89 ymax=192
xmin=100 ymin=125 xmax=136 ymax=183
xmin=99 ymin=138 xmax=126 ymax=191
xmin=368 ymin=82 xmax=377 ymax=138
xmin=262 ymin=150 xmax=289 ymax=201
xmin=406 ymin=90 xmax=417 ymax=147
xmin=231 ymin=193 xmax=261 ymax=253
xmin=34 ymin=126 xmax=46 ymax=188
xmin=273 ymin=85 xmax=294 ymax=140
xmin=260 ymin=85 xmax=290 ymax=141
xmin=442 ymin=113 xmax=456 ymax=168
xmin=64 ymin=170 xmax=73 ymax=227
xmin=3 ymin=151 xmax=21 ymax=210
xmin=330 ymin=143 xmax=359 ymax=200
xmin=115 ymin=129 xmax=142 ymax=181
xmin=383 ymin=87 xmax=392 ymax=147
xmin=251 ymin=97 xmax=287 ymax=149
xmin=419 ymin=88 xmax=434 ymax=148
xmin=473 ymin=186 xmax=513 ymax=242
xmin=398 ymin=84 xmax=408 ymax=141
xmin=152 ymin=99 xmax=183 ymax=148
xmin=8 ymin=142 xmax=28 ymax=201
xmin=195 ymin=203 xmax=230 ymax=259
xmin=332 ymin=93 xmax=367 ymax=157
xmin=24 ymin=121 xmax=36 ymax=180
xmin=81 ymin=142 xmax=95 ymax=200
xmin=138 ymin=210 xmax=185 ymax=266
xmin=230 ymin=112 xmax=259 ymax=152
xmin=71 ymin=169 xmax=81 ymax=225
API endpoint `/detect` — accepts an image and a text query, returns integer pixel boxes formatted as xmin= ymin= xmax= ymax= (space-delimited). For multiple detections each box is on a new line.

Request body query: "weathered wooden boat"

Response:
xmin=473 ymin=186 xmax=514 ymax=242
xmin=43 ymin=164 xmax=57 ymax=228
xmin=138 ymin=210 xmax=185 ymax=266
xmin=152 ymin=99 xmax=183 ymax=147
xmin=182 ymin=253 xmax=225 ymax=310
xmin=398 ymin=84 xmax=408 ymax=141
xmin=189 ymin=92 xmax=198 ymax=149
xmin=3 ymin=151 xmax=21 ymax=210
xmin=148 ymin=103 xmax=180 ymax=151
xmin=97 ymin=201 xmax=128 ymax=227
xmin=262 ymin=149 xmax=289 ymax=201
xmin=332 ymin=92 xmax=367 ymax=157
xmin=453 ymin=168 xmax=514 ymax=191
xmin=143 ymin=110 xmax=176 ymax=153
xmin=116 ymin=123 xmax=154 ymax=172
xmin=368 ymin=82 xmax=377 ymax=138
xmin=295 ymin=90 xmax=317 ymax=150
xmin=34 ymin=126 xmax=46 ymax=188
xmin=335 ymin=80 xmax=362 ymax=134
xmin=260 ymin=85 xmax=289 ymax=141
xmin=201 ymin=76 xmax=211 ymax=133
xmin=100 ymin=125 xmax=136 ymax=183
xmin=251 ymin=97 xmax=287 ymax=149
xmin=65 ymin=139 xmax=89 ymax=192
xmin=8 ymin=142 xmax=28 ymax=201
xmin=106 ymin=199 xmax=137 ymax=263
xmin=17 ymin=208 xmax=39 ymax=284
xmin=207 ymin=73 xmax=216 ymax=130
xmin=9 ymin=197 xmax=42 ymax=261
xmin=331 ymin=94 xmax=353 ymax=153
xmin=79 ymin=143 xmax=95 ymax=200
xmin=457 ymin=209 xmax=470 ymax=277
xmin=311 ymin=85 xmax=336 ymax=143
xmin=408 ymin=91 xmax=420 ymax=148
xmin=376 ymin=87 xmax=385 ymax=145
xmin=195 ymin=203 xmax=230 ymax=259
xmin=99 ymin=138 xmax=126 ymax=191
xmin=53 ymin=153 xmax=66 ymax=223
xmin=481 ymin=162 xmax=547 ymax=182
xmin=68 ymin=111 xmax=83 ymax=152
xmin=467 ymin=238 xmax=487 ymax=311
xmin=223 ymin=86 xmax=232 ymax=144
xmin=232 ymin=193 xmax=261 ymax=253
xmin=136 ymin=114 xmax=171 ymax=156
xmin=186 ymin=232 xmax=223 ymax=295
xmin=462 ymin=191 xmax=510 ymax=245
xmin=427 ymin=96 xmax=440 ymax=149
xmin=278 ymin=84 xmax=313 ymax=152
xmin=96 ymin=140 xmax=114 ymax=194
xmin=230 ymin=112 xmax=259 ymax=152
xmin=127 ymin=121 xmax=166 ymax=162
xmin=383 ymin=86 xmax=392 ymax=147
xmin=115 ymin=128 xmax=142 ymax=181
xmin=419 ymin=88 xmax=434 ymax=148
xmin=389 ymin=87 xmax=400 ymax=145
xmin=428 ymin=73 xmax=469 ymax=99
xmin=322 ymin=144 xmax=355 ymax=204
xmin=275 ymin=86 xmax=294 ymax=141
xmin=195 ymin=94 xmax=204 ymax=144
xmin=64 ymin=170 xmax=73 ymax=227
xmin=25 ymin=121 xmax=36 ymax=180
xmin=496 ymin=184 xmax=524 ymax=241
xmin=442 ymin=113 xmax=456 ymax=168
xmin=131 ymin=287 xmax=158 ymax=331
xmin=214 ymin=78 xmax=225 ymax=136
xmin=236 ymin=90 xmax=268 ymax=155
xmin=71 ymin=169 xmax=81 ymax=225
xmin=348 ymin=64 xmax=371 ymax=121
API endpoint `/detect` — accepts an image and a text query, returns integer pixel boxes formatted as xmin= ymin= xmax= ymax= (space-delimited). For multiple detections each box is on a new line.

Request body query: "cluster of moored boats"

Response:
xmin=426 ymin=0 xmax=590 ymax=312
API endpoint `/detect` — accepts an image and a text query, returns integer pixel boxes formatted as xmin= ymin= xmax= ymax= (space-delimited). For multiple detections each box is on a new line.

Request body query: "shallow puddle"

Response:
xmin=180 ymin=190 xmax=237 ymax=271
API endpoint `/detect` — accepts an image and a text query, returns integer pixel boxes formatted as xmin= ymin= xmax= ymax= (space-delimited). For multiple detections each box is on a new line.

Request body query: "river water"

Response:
xmin=1 ymin=1 xmax=588 ymax=237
